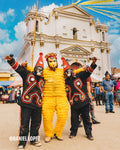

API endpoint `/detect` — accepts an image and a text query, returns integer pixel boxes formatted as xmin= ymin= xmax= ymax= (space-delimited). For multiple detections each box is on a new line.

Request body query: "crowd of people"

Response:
xmin=3 ymin=53 xmax=120 ymax=150
xmin=93 ymin=73 xmax=120 ymax=112
xmin=0 ymin=86 xmax=22 ymax=103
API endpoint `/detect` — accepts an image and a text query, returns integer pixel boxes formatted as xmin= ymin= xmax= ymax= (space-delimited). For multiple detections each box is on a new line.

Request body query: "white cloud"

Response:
xmin=14 ymin=21 xmax=26 ymax=40
xmin=108 ymin=19 xmax=120 ymax=68
xmin=0 ymin=3 xmax=60 ymax=70
xmin=7 ymin=8 xmax=14 ymax=16
xmin=40 ymin=3 xmax=60 ymax=16
xmin=0 ymin=8 xmax=15 ymax=24
xmin=21 ymin=3 xmax=61 ymax=19
xmin=109 ymin=29 xmax=119 ymax=34
xmin=0 ymin=62 xmax=11 ymax=70
xmin=21 ymin=6 xmax=30 ymax=16
xmin=0 ymin=21 xmax=26 ymax=58
xmin=0 ymin=58 xmax=2 ymax=63
xmin=0 ymin=13 xmax=6 ymax=24
xmin=110 ymin=35 xmax=120 ymax=68
xmin=0 ymin=29 xmax=10 ymax=42
xmin=108 ymin=34 xmax=119 ymax=42
xmin=107 ymin=20 xmax=120 ymax=29
xmin=0 ymin=3 xmax=59 ymax=60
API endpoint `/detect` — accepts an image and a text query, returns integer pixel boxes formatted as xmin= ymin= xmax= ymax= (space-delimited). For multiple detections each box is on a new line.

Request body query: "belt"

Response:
xmin=106 ymin=90 xmax=112 ymax=92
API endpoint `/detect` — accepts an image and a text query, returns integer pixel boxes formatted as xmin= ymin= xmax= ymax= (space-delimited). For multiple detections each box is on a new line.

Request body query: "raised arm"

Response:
xmin=4 ymin=55 xmax=27 ymax=78
xmin=73 ymin=66 xmax=86 ymax=75
xmin=20 ymin=61 xmax=34 ymax=72
xmin=76 ymin=57 xmax=97 ymax=80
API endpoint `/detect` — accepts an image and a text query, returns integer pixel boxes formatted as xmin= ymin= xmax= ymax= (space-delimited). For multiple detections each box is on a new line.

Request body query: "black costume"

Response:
xmin=65 ymin=63 xmax=97 ymax=137
xmin=7 ymin=58 xmax=44 ymax=147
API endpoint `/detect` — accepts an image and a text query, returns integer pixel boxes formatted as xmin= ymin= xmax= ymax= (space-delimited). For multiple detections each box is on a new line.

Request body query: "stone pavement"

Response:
xmin=0 ymin=102 xmax=120 ymax=150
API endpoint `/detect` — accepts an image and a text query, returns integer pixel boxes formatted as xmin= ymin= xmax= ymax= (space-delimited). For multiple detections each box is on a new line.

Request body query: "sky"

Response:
xmin=0 ymin=0 xmax=120 ymax=71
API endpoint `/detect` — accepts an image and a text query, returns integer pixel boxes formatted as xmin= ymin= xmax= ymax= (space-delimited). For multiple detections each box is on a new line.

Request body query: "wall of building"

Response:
xmin=17 ymin=4 xmax=111 ymax=81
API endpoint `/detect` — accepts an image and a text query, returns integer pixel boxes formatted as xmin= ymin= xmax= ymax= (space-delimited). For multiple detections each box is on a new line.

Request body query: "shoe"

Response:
xmin=30 ymin=141 xmax=42 ymax=147
xmin=18 ymin=145 xmax=25 ymax=150
xmin=87 ymin=135 xmax=94 ymax=141
xmin=45 ymin=137 xmax=52 ymax=143
xmin=78 ymin=124 xmax=83 ymax=127
xmin=106 ymin=110 xmax=109 ymax=113
xmin=56 ymin=136 xmax=63 ymax=141
xmin=54 ymin=134 xmax=63 ymax=141
xmin=92 ymin=119 xmax=100 ymax=124
xmin=110 ymin=110 xmax=115 ymax=113
xmin=69 ymin=134 xmax=76 ymax=138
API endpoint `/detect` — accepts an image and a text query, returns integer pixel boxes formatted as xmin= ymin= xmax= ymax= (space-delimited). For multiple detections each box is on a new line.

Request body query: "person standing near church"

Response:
xmin=115 ymin=77 xmax=120 ymax=106
xmin=101 ymin=72 xmax=115 ymax=113
xmin=4 ymin=53 xmax=44 ymax=149
xmin=86 ymin=77 xmax=100 ymax=124
xmin=95 ymin=83 xmax=101 ymax=106
xmin=65 ymin=57 xmax=97 ymax=140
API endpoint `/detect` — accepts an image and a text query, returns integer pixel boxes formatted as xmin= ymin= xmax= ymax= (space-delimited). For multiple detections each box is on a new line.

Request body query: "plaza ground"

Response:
xmin=0 ymin=102 xmax=120 ymax=150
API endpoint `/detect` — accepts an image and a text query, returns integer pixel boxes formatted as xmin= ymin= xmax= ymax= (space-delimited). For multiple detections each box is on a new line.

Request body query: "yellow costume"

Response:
xmin=42 ymin=67 xmax=69 ymax=137
xmin=26 ymin=53 xmax=69 ymax=140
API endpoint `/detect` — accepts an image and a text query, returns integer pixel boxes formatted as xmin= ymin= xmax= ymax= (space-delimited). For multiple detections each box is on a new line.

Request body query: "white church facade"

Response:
xmin=17 ymin=4 xmax=111 ymax=81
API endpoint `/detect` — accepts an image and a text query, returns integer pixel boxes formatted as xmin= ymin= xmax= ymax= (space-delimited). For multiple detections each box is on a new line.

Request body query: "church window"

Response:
xmin=36 ymin=20 xmax=39 ymax=32
xmin=102 ymin=31 xmax=105 ymax=41
xmin=73 ymin=28 xmax=77 ymax=40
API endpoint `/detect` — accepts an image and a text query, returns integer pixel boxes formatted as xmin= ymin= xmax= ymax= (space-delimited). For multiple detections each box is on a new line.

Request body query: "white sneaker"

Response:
xmin=18 ymin=145 xmax=24 ymax=150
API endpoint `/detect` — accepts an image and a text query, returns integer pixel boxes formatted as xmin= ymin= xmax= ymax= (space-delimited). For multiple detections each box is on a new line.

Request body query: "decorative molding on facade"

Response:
xmin=92 ymin=20 xmax=99 ymax=33
xmin=63 ymin=33 xmax=67 ymax=36
xmin=18 ymin=4 xmax=111 ymax=80
xmin=54 ymin=4 xmax=93 ymax=17
xmin=60 ymin=45 xmax=91 ymax=58
xmin=55 ymin=35 xmax=60 ymax=48
xmin=87 ymin=58 xmax=90 ymax=63
xmin=106 ymin=49 xmax=110 ymax=54
xmin=24 ymin=12 xmax=47 ymax=24
xmin=101 ymin=48 xmax=104 ymax=53
xmin=31 ymin=40 xmax=34 ymax=46
xmin=55 ymin=12 xmax=58 ymax=19
xmin=89 ymin=19 xmax=93 ymax=26
xmin=53 ymin=4 xmax=94 ymax=21
xmin=91 ymin=47 xmax=95 ymax=52
xmin=96 ymin=24 xmax=109 ymax=32
xmin=83 ymin=35 xmax=87 ymax=38
xmin=40 ymin=17 xmax=44 ymax=21
xmin=40 ymin=36 xmax=45 ymax=47
xmin=24 ymin=32 xmax=111 ymax=50
xmin=55 ymin=43 xmax=59 ymax=48
xmin=40 ymin=41 xmax=44 ymax=47
xmin=100 ymin=41 xmax=111 ymax=50
xmin=45 ymin=10 xmax=55 ymax=25
xmin=23 ymin=32 xmax=112 ymax=56
xmin=54 ymin=10 xmax=93 ymax=20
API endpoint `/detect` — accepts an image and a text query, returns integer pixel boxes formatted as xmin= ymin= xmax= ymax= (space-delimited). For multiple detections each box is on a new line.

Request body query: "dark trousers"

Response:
xmin=70 ymin=104 xmax=92 ymax=137
xmin=18 ymin=107 xmax=42 ymax=147
xmin=95 ymin=94 xmax=101 ymax=105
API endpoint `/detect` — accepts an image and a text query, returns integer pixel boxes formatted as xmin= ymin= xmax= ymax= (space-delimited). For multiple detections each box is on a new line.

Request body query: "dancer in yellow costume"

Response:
xmin=26 ymin=53 xmax=69 ymax=143
xmin=43 ymin=53 xmax=69 ymax=142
